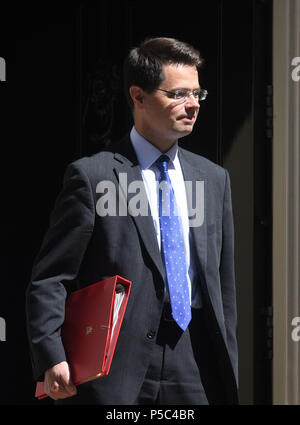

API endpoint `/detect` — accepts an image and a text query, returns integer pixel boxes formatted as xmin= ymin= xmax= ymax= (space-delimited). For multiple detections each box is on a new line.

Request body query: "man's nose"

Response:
xmin=185 ymin=94 xmax=200 ymax=109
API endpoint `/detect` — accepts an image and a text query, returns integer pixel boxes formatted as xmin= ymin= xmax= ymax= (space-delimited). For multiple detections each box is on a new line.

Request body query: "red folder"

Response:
xmin=35 ymin=275 xmax=132 ymax=399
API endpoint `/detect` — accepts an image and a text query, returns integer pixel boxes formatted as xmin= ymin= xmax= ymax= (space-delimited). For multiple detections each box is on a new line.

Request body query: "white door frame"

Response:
xmin=273 ymin=0 xmax=300 ymax=405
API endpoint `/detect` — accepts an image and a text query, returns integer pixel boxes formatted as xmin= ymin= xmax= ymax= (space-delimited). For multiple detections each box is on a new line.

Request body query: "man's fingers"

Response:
xmin=58 ymin=373 xmax=77 ymax=395
xmin=44 ymin=362 xmax=77 ymax=400
xmin=61 ymin=380 xmax=77 ymax=396
xmin=45 ymin=377 xmax=77 ymax=400
xmin=51 ymin=381 xmax=59 ymax=392
xmin=47 ymin=381 xmax=76 ymax=400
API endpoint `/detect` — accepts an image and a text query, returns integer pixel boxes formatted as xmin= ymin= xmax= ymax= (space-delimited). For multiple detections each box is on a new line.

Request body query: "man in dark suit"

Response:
xmin=26 ymin=37 xmax=238 ymax=404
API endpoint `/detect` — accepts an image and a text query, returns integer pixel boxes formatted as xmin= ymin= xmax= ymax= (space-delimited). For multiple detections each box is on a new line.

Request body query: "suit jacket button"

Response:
xmin=147 ymin=331 xmax=156 ymax=339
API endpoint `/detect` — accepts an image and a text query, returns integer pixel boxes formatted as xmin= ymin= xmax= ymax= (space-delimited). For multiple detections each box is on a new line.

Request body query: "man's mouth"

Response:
xmin=177 ymin=115 xmax=195 ymax=122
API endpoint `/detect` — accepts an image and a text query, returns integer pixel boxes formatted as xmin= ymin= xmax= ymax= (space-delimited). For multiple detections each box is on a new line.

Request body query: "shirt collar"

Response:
xmin=130 ymin=126 xmax=178 ymax=170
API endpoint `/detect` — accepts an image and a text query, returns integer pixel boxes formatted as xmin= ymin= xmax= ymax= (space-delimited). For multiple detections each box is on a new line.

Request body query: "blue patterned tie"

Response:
xmin=156 ymin=155 xmax=191 ymax=331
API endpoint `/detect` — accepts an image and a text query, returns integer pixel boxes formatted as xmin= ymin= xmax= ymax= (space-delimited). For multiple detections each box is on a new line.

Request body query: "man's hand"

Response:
xmin=44 ymin=361 xmax=77 ymax=400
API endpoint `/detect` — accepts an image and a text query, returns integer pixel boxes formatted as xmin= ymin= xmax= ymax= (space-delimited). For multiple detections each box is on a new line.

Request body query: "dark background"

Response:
xmin=0 ymin=0 xmax=272 ymax=405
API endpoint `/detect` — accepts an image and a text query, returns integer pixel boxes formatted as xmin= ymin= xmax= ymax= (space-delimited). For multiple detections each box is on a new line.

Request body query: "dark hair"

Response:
xmin=123 ymin=37 xmax=204 ymax=110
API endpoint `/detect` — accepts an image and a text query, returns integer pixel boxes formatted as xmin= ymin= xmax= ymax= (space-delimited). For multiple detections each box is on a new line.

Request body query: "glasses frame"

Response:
xmin=156 ymin=88 xmax=208 ymax=102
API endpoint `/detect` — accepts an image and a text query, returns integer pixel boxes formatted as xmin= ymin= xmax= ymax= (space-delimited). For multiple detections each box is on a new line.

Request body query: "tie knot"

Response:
xmin=156 ymin=155 xmax=170 ymax=173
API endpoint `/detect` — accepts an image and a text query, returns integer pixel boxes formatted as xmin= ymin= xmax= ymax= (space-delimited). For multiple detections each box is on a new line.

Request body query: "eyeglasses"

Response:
xmin=156 ymin=88 xmax=208 ymax=102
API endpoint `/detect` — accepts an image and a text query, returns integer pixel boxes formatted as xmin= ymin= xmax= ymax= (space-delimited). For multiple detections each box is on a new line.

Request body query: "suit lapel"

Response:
xmin=112 ymin=137 xmax=165 ymax=280
xmin=178 ymin=148 xmax=207 ymax=277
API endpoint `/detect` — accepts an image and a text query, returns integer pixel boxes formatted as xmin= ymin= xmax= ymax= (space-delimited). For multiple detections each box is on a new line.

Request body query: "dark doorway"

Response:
xmin=0 ymin=0 xmax=272 ymax=404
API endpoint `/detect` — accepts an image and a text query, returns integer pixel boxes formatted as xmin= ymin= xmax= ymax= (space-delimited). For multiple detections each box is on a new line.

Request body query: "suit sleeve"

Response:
xmin=219 ymin=169 xmax=238 ymax=383
xmin=26 ymin=162 xmax=94 ymax=381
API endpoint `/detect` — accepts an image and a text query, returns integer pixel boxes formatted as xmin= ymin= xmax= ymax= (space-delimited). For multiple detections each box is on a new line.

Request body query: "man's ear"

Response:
xmin=129 ymin=86 xmax=145 ymax=110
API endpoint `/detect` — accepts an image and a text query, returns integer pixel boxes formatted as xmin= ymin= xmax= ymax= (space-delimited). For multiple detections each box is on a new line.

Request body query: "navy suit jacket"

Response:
xmin=26 ymin=135 xmax=238 ymax=404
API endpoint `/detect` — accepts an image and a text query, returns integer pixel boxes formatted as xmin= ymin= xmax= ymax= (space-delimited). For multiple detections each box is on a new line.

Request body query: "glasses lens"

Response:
xmin=170 ymin=89 xmax=207 ymax=101
xmin=174 ymin=89 xmax=187 ymax=100
xmin=199 ymin=89 xmax=208 ymax=100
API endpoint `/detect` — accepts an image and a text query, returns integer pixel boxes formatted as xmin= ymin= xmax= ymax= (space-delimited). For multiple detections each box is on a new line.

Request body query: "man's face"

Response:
xmin=142 ymin=64 xmax=201 ymax=144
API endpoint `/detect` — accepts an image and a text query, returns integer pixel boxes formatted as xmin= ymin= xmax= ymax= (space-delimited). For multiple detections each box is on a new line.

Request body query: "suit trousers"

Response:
xmin=134 ymin=306 xmax=210 ymax=405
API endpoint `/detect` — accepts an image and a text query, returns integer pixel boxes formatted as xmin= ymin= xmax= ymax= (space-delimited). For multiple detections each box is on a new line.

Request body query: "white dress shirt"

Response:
xmin=130 ymin=126 xmax=201 ymax=308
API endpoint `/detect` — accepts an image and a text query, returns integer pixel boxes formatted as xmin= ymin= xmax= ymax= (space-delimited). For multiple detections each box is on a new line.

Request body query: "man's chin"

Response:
xmin=175 ymin=124 xmax=194 ymax=138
